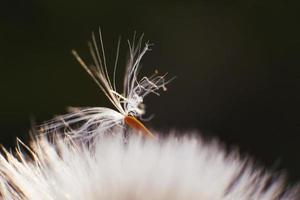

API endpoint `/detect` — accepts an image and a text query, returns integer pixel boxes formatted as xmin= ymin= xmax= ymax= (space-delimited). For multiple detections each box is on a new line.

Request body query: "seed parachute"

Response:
xmin=40 ymin=29 xmax=172 ymax=142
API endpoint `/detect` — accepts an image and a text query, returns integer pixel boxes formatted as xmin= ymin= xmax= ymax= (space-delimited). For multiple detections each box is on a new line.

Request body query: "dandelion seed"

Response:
xmin=40 ymin=29 xmax=172 ymax=141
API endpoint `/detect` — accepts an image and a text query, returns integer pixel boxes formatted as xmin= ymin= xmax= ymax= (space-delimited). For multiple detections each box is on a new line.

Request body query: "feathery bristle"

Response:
xmin=39 ymin=30 xmax=170 ymax=140
xmin=0 ymin=131 xmax=298 ymax=200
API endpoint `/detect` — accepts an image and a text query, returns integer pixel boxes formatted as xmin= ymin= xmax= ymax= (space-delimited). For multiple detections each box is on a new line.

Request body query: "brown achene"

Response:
xmin=124 ymin=115 xmax=155 ymax=138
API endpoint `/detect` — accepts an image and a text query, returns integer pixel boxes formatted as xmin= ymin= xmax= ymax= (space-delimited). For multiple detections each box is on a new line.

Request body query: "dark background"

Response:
xmin=0 ymin=0 xmax=299 ymax=183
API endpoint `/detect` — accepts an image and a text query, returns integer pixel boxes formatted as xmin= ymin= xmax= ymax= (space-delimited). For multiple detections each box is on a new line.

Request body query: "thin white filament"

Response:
xmin=40 ymin=30 xmax=171 ymax=141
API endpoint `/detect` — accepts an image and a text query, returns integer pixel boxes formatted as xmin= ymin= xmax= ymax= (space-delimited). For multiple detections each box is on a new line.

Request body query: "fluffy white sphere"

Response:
xmin=0 ymin=131 xmax=298 ymax=200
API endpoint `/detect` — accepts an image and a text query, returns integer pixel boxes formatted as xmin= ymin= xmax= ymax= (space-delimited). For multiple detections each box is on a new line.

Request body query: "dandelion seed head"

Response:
xmin=0 ymin=131 xmax=298 ymax=200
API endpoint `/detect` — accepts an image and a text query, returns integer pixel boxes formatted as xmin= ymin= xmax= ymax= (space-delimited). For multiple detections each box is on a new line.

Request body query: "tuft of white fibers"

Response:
xmin=0 ymin=131 xmax=298 ymax=200
xmin=40 ymin=30 xmax=172 ymax=141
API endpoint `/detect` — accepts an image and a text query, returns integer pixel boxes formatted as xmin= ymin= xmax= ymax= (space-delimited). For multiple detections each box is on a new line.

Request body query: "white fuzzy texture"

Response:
xmin=2 ymin=31 xmax=298 ymax=199
xmin=0 ymin=131 xmax=298 ymax=200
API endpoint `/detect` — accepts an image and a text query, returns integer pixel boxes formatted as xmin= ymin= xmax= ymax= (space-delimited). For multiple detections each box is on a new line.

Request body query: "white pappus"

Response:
xmin=0 ymin=132 xmax=299 ymax=200
xmin=40 ymin=29 xmax=171 ymax=141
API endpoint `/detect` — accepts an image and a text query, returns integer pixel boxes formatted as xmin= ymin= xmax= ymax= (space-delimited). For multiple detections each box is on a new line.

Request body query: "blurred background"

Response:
xmin=0 ymin=0 xmax=299 ymax=183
